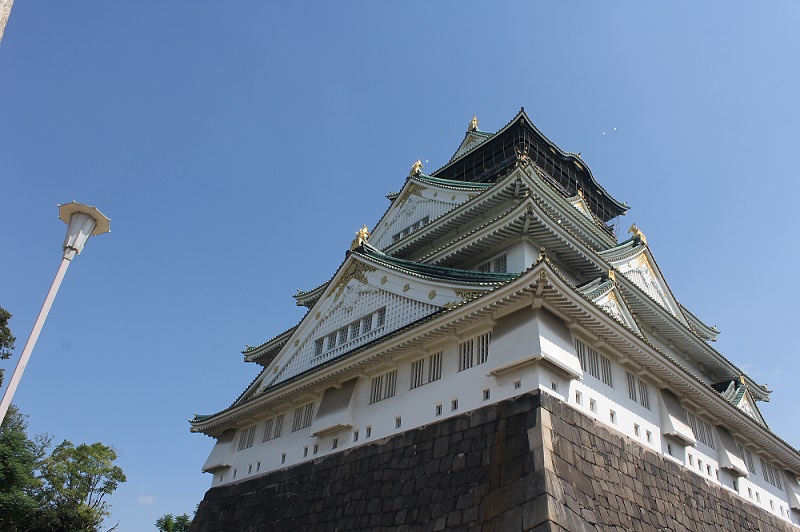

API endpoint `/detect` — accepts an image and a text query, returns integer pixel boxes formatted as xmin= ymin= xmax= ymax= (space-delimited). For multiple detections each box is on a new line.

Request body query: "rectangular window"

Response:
xmin=362 ymin=315 xmax=372 ymax=333
xmin=646 ymin=431 xmax=653 ymax=444
xmin=237 ymin=425 xmax=256 ymax=451
xmin=685 ymin=410 xmax=714 ymax=449
xmin=291 ymin=403 xmax=314 ymax=432
xmin=634 ymin=424 xmax=640 ymax=437
xmin=609 ymin=410 xmax=617 ymax=424
xmin=626 ymin=371 xmax=651 ymax=409
xmin=638 ymin=380 xmax=650 ymax=409
xmin=395 ymin=417 xmax=402 ymax=428
xmin=349 ymin=322 xmax=360 ymax=340
xmin=376 ymin=308 xmax=386 ymax=328
xmin=435 ymin=404 xmax=442 ymax=416
xmin=338 ymin=328 xmax=348 ymax=345
xmin=739 ymin=445 xmax=756 ymax=474
xmin=281 ymin=453 xmax=286 ymax=464
xmin=575 ymin=339 xmax=613 ymax=387
xmin=483 ymin=388 xmax=491 ymax=401
xmin=303 ymin=446 xmax=308 ymax=457
xmin=760 ymin=459 xmax=783 ymax=489
xmin=410 ymin=352 xmax=442 ymax=389
xmin=514 ymin=379 xmax=521 ymax=389
xmin=327 ymin=332 xmax=337 ymax=350
xmin=262 ymin=413 xmax=284 ymax=442
xmin=589 ymin=399 xmax=597 ymax=413
xmin=332 ymin=438 xmax=338 ymax=449
xmin=314 ymin=338 xmax=324 ymax=356
xmin=493 ymin=255 xmax=507 ymax=273
xmin=459 ymin=333 xmax=491 ymax=371
xmin=627 ymin=372 xmax=637 ymax=402
xmin=369 ymin=369 xmax=397 ymax=404
xmin=353 ymin=430 xmax=359 ymax=442
xmin=365 ymin=426 xmax=371 ymax=438
xmin=477 ymin=254 xmax=507 ymax=273
xmin=451 ymin=398 xmax=459 ymax=411
xmin=575 ymin=391 xmax=583 ymax=405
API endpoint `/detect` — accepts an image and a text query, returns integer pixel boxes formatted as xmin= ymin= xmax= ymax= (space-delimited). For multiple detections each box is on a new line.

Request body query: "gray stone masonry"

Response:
xmin=189 ymin=391 xmax=798 ymax=531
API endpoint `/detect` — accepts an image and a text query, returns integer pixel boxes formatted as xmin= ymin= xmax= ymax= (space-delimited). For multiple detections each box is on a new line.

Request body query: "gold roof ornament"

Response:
xmin=350 ymin=225 xmax=370 ymax=251
xmin=409 ymin=159 xmax=424 ymax=177
xmin=628 ymin=223 xmax=647 ymax=245
xmin=608 ymin=269 xmax=616 ymax=283
xmin=739 ymin=375 xmax=747 ymax=386
xmin=468 ymin=115 xmax=479 ymax=132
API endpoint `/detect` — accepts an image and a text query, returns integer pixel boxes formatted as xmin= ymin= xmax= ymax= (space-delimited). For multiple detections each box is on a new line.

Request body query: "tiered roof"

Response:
xmin=193 ymin=110 xmax=776 ymax=443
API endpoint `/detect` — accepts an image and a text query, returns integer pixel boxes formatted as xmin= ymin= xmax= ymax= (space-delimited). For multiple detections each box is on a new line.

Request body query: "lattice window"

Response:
xmin=575 ymin=339 xmax=613 ymax=388
xmin=237 ymin=425 xmax=256 ymax=451
xmin=738 ymin=445 xmax=756 ymax=473
xmin=410 ymin=352 xmax=442 ymax=389
xmin=477 ymin=254 xmax=507 ymax=273
xmin=459 ymin=333 xmax=491 ymax=371
xmin=291 ymin=403 xmax=314 ymax=432
xmin=314 ymin=338 xmax=324 ymax=356
xmin=626 ymin=371 xmax=650 ymax=409
xmin=760 ymin=459 xmax=783 ymax=489
xmin=262 ymin=413 xmax=284 ymax=442
xmin=685 ymin=410 xmax=714 ymax=449
xmin=370 ymin=369 xmax=397 ymax=404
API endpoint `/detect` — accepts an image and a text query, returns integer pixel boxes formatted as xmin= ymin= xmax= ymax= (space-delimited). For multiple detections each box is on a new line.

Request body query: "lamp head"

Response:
xmin=57 ymin=201 xmax=111 ymax=260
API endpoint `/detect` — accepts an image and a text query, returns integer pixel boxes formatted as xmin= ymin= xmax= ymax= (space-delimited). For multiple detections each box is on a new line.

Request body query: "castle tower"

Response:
xmin=190 ymin=110 xmax=800 ymax=530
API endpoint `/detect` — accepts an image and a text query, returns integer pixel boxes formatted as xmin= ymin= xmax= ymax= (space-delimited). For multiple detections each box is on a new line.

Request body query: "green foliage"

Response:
xmin=0 ymin=306 xmax=17 ymax=388
xmin=0 ymin=406 xmax=46 ymax=530
xmin=33 ymin=440 xmax=127 ymax=531
xmin=155 ymin=513 xmax=192 ymax=532
xmin=0 ymin=407 xmax=126 ymax=532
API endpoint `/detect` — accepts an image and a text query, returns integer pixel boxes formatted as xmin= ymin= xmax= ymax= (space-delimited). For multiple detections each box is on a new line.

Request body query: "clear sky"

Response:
xmin=2 ymin=2 xmax=800 ymax=530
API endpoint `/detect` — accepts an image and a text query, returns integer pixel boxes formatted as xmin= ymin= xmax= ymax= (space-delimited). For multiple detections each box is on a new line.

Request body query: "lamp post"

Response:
xmin=0 ymin=201 xmax=110 ymax=425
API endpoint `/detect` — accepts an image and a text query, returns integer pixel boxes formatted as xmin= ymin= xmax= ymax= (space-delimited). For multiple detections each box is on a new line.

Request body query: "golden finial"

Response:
xmin=409 ymin=159 xmax=423 ymax=177
xmin=350 ymin=225 xmax=370 ymax=251
xmin=739 ymin=375 xmax=746 ymax=386
xmin=628 ymin=223 xmax=647 ymax=245
xmin=468 ymin=115 xmax=479 ymax=132
xmin=608 ymin=269 xmax=616 ymax=282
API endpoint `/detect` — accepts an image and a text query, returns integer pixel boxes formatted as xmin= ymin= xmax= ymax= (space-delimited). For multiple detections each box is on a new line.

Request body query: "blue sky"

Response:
xmin=2 ymin=2 xmax=799 ymax=530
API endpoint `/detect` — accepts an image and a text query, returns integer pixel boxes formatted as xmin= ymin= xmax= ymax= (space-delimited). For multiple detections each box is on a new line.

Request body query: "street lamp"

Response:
xmin=0 ymin=201 xmax=110 ymax=424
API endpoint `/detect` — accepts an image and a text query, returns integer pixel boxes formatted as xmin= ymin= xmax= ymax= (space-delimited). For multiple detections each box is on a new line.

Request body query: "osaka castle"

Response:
xmin=190 ymin=109 xmax=800 ymax=530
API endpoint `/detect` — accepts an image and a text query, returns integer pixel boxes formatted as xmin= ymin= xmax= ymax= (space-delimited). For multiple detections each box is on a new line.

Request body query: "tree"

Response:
xmin=31 ymin=440 xmax=127 ymax=532
xmin=155 ymin=513 xmax=192 ymax=532
xmin=0 ymin=306 xmax=17 ymax=388
xmin=0 ymin=405 xmax=48 ymax=530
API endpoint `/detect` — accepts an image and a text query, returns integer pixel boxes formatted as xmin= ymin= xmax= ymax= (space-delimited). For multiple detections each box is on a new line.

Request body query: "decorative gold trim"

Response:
xmin=402 ymin=283 xmax=410 ymax=292
xmin=380 ymin=276 xmax=388 ymax=285
xmin=397 ymin=183 xmax=427 ymax=205
xmin=294 ymin=339 xmax=299 ymax=346
xmin=444 ymin=301 xmax=460 ymax=310
xmin=328 ymin=261 xmax=378 ymax=301
xmin=455 ymin=289 xmax=482 ymax=302
xmin=468 ymin=115 xmax=479 ymax=132
xmin=315 ymin=312 xmax=321 ymax=319
xmin=608 ymin=269 xmax=616 ymax=283
xmin=428 ymin=290 xmax=436 ymax=300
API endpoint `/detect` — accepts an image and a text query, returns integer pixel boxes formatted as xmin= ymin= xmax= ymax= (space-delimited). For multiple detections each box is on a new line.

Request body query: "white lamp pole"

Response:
xmin=0 ymin=202 xmax=110 ymax=425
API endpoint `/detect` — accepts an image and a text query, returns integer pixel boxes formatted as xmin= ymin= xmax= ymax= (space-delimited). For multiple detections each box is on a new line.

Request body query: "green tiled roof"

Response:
xmin=355 ymin=242 xmax=518 ymax=285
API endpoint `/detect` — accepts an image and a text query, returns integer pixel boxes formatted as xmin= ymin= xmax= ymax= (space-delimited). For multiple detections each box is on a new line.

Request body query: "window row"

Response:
xmin=575 ymin=339 xmax=613 ymax=387
xmin=314 ymin=308 xmax=387 ymax=356
xmin=477 ymin=254 xmax=507 ymax=273
xmin=392 ymin=216 xmax=430 ymax=243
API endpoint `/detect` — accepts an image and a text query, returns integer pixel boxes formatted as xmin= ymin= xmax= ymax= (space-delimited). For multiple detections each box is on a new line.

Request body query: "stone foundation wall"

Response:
xmin=189 ymin=391 xmax=797 ymax=531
